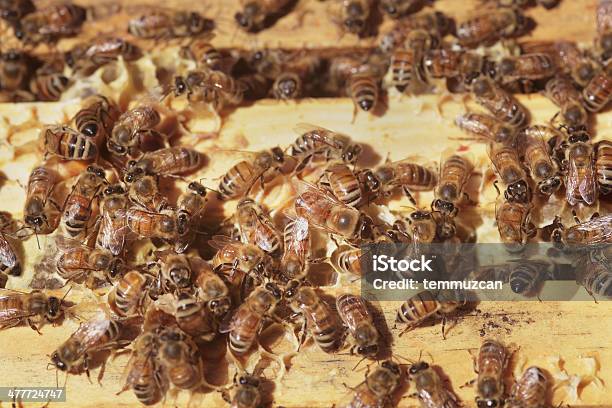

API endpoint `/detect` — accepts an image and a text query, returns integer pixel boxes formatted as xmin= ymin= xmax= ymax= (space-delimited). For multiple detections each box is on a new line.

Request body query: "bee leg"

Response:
xmin=440 ymin=315 xmax=448 ymax=340
xmin=351 ymin=103 xmax=358 ymax=124
xmin=460 ymin=378 xmax=477 ymax=388
xmin=397 ymin=324 xmax=415 ymax=338
xmin=493 ymin=180 xmax=501 ymax=196
xmin=571 ymin=209 xmax=581 ymax=224
xmin=402 ymin=187 xmax=417 ymax=206
xmin=27 ymin=318 xmax=42 ymax=335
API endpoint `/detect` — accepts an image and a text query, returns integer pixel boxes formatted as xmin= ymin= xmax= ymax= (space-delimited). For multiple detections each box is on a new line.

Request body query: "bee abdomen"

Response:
xmin=596 ymin=140 xmax=612 ymax=194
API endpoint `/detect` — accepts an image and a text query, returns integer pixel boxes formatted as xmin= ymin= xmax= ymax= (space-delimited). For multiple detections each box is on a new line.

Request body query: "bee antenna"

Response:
xmin=60 ymin=286 xmax=73 ymax=303
xmin=352 ymin=355 xmax=368 ymax=371
xmin=34 ymin=231 xmax=40 ymax=250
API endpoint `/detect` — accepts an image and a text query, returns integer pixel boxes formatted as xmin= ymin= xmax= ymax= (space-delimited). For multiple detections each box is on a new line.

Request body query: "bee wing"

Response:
xmin=208 ymin=235 xmax=236 ymax=250
xmin=0 ymin=234 xmax=17 ymax=268
xmin=572 ymin=215 xmax=612 ymax=244
xmin=565 ymin=157 xmax=580 ymax=205
xmin=293 ymin=179 xmax=343 ymax=205
xmin=292 ymin=123 xmax=346 ymax=148
xmin=69 ymin=312 xmax=112 ymax=355
xmin=578 ymin=166 xmax=598 ymax=205
xmin=98 ymin=210 xmax=129 ymax=256
xmin=0 ymin=289 xmax=36 ymax=328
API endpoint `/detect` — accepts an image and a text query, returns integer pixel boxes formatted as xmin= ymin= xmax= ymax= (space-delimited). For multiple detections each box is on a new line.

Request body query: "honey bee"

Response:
xmin=157 ymin=253 xmax=192 ymax=293
xmin=580 ymin=251 xmax=612 ymax=298
xmin=286 ymin=284 xmax=340 ymax=353
xmin=392 ymin=210 xmax=441 ymax=253
xmin=0 ymin=0 xmax=34 ymax=23
xmin=497 ymin=53 xmax=557 ymax=84
xmin=29 ymin=71 xmax=69 ymax=102
xmin=175 ymin=181 xmax=207 ymax=253
xmin=408 ymin=361 xmax=459 ymax=408
xmin=290 ymin=124 xmax=362 ymax=174
xmin=495 ymin=199 xmax=534 ymax=252
xmin=582 ymin=63 xmax=612 ymax=112
xmin=0 ymin=50 xmax=29 ymax=92
xmin=73 ymin=95 xmax=120 ymax=141
xmin=14 ymin=4 xmax=86 ymax=43
xmin=344 ymin=360 xmax=401 ymax=408
xmin=96 ymin=184 xmax=129 ymax=257
xmin=175 ymin=291 xmax=216 ymax=342
xmin=53 ymin=235 xmax=124 ymax=281
xmin=60 ymin=165 xmax=107 ymax=239
xmin=330 ymin=245 xmax=364 ymax=277
xmin=455 ymin=112 xmax=517 ymax=146
xmin=334 ymin=0 xmax=375 ymax=36
xmin=505 ymin=366 xmax=548 ymax=408
xmin=179 ymin=36 xmax=223 ymax=71
xmin=456 ymin=8 xmax=526 ymax=47
xmin=234 ymin=0 xmax=292 ymax=32
xmin=107 ymin=105 xmax=161 ymax=156
xmin=336 ymin=293 xmax=379 ymax=357
xmin=545 ymin=75 xmax=587 ymax=131
xmin=124 ymin=170 xmax=168 ymax=212
xmin=488 ymin=141 xmax=531 ymax=203
xmin=272 ymin=54 xmax=322 ymax=100
xmin=595 ymin=140 xmax=612 ymax=194
xmin=396 ymin=290 xmax=465 ymax=338
xmin=565 ymin=136 xmax=597 ymax=206
xmin=42 ymin=125 xmax=98 ymax=161
xmin=158 ymin=327 xmax=204 ymax=390
xmin=128 ymin=9 xmax=212 ymax=39
xmin=348 ymin=72 xmax=379 ymax=116
xmin=225 ymin=374 xmax=262 ymax=408
xmin=223 ymin=282 xmax=282 ymax=355
xmin=126 ymin=207 xmax=178 ymax=241
xmin=108 ymin=270 xmax=152 ymax=318
xmin=506 ymin=260 xmax=549 ymax=295
xmin=378 ymin=11 xmax=451 ymax=53
xmin=472 ymin=78 xmax=528 ymax=127
xmin=128 ymin=147 xmax=201 ymax=177
xmin=236 ymin=198 xmax=282 ymax=255
xmin=193 ymin=259 xmax=231 ymax=317
xmin=551 ymin=213 xmax=612 ymax=249
xmin=432 ymin=155 xmax=472 ymax=217
xmin=173 ymin=69 xmax=245 ymax=113
xmin=373 ymin=159 xmax=437 ymax=203
xmin=379 ymin=0 xmax=420 ymax=18
xmin=474 ymin=339 xmax=509 ymax=408
xmin=0 ymin=212 xmax=21 ymax=277
xmin=280 ymin=216 xmax=311 ymax=281
xmin=597 ymin=0 xmax=612 ymax=61
xmin=319 ymin=163 xmax=369 ymax=207
xmin=423 ymin=48 xmax=493 ymax=85
xmin=387 ymin=47 xmax=421 ymax=93
xmin=519 ymin=126 xmax=562 ymax=196
xmin=210 ymin=236 xmax=273 ymax=279
xmin=24 ymin=166 xmax=60 ymax=234
xmin=66 ymin=37 xmax=141 ymax=75
xmin=50 ymin=312 xmax=126 ymax=376
xmin=118 ymin=332 xmax=165 ymax=406
xmin=217 ymin=147 xmax=284 ymax=200
xmin=0 ymin=288 xmax=64 ymax=331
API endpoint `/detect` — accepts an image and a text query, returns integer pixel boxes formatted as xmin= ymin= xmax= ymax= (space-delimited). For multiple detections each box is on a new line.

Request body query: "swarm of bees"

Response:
xmin=0 ymin=0 xmax=610 ymax=407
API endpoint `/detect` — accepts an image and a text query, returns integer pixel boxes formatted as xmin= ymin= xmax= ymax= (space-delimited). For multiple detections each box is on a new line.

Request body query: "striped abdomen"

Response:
xmin=229 ymin=306 xmax=261 ymax=355
xmin=324 ymin=164 xmax=363 ymax=207
xmin=31 ymin=73 xmax=69 ymax=101
xmin=509 ymin=367 xmax=547 ymax=408
xmin=349 ymin=73 xmax=378 ymax=112
xmin=61 ymin=195 xmax=92 ymax=238
xmin=395 ymin=162 xmax=437 ymax=190
xmin=306 ymin=300 xmax=339 ymax=353
xmin=436 ymin=155 xmax=471 ymax=203
xmin=109 ymin=271 xmax=148 ymax=317
xmin=396 ymin=290 xmax=440 ymax=325
xmin=596 ymin=140 xmax=612 ymax=194
xmin=508 ymin=262 xmax=541 ymax=295
xmin=218 ymin=161 xmax=256 ymax=200
xmin=390 ymin=49 xmax=416 ymax=91
xmin=582 ymin=69 xmax=612 ymax=112
xmin=44 ymin=126 xmax=97 ymax=160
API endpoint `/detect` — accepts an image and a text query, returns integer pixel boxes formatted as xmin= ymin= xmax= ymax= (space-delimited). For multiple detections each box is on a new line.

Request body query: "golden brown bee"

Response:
xmin=55 ymin=238 xmax=124 ymax=283
xmin=96 ymin=184 xmax=129 ymax=257
xmin=551 ymin=213 xmax=612 ymax=249
xmin=175 ymin=181 xmax=207 ymax=253
xmin=488 ymin=141 xmax=531 ymax=203
xmin=344 ymin=360 xmax=402 ymax=408
xmin=280 ymin=216 xmax=311 ymax=281
xmin=378 ymin=11 xmax=451 ymax=53
xmin=223 ymin=282 xmax=282 ymax=355
xmin=319 ymin=163 xmax=368 ymax=207
xmin=497 ymin=53 xmax=557 ymax=84
xmin=388 ymin=47 xmax=421 ymax=92
xmin=175 ymin=291 xmax=216 ymax=342
xmin=286 ymin=284 xmax=340 ymax=353
xmin=475 ymin=339 xmax=509 ymax=408
xmin=0 ymin=289 xmax=64 ymax=331
xmin=0 ymin=50 xmax=29 ymax=92
xmin=423 ymin=48 xmax=492 ymax=85
xmin=157 ymin=253 xmax=192 ymax=292
xmin=50 ymin=313 xmax=125 ymax=376
xmin=226 ymin=374 xmax=262 ymax=408
xmin=336 ymin=293 xmax=379 ymax=357
xmin=210 ymin=236 xmax=272 ymax=279
xmin=42 ymin=125 xmax=98 ymax=161
xmin=108 ymin=270 xmax=152 ymax=318
xmin=126 ymin=207 xmax=178 ymax=241
xmin=595 ymin=140 xmax=612 ymax=195
xmin=179 ymin=36 xmax=223 ymax=71
xmin=290 ymin=124 xmax=362 ymax=173
xmin=433 ymin=155 xmax=473 ymax=216
xmin=408 ymin=361 xmax=459 ymax=408
xmin=272 ymin=54 xmax=322 ymax=100
xmin=29 ymin=71 xmax=69 ymax=101
xmin=334 ymin=0 xmax=375 ymax=36
xmin=330 ymin=245 xmax=364 ymax=277
xmin=24 ymin=166 xmax=60 ymax=234
xmin=14 ymin=4 xmax=86 ymax=43
xmin=0 ymin=212 xmax=21 ymax=277
xmin=396 ymin=290 xmax=464 ymax=338
xmin=580 ymin=252 xmax=612 ymax=298
xmin=60 ymin=165 xmax=106 ymax=239
xmin=379 ymin=0 xmax=420 ymax=18
xmin=495 ymin=199 xmax=534 ymax=252
xmin=582 ymin=63 xmax=612 ymax=112
xmin=395 ymin=210 xmax=446 ymax=252
xmin=158 ymin=327 xmax=204 ymax=390
xmin=348 ymin=72 xmax=379 ymax=115
xmin=128 ymin=9 xmax=212 ymax=39
xmin=234 ymin=0 xmax=292 ymax=32
xmin=506 ymin=260 xmax=549 ymax=296
xmin=519 ymin=126 xmax=562 ymax=196
xmin=217 ymin=147 xmax=284 ymax=200
xmin=193 ymin=259 xmax=231 ymax=317
xmin=173 ymin=69 xmax=245 ymax=113
xmin=0 ymin=0 xmax=34 ymax=23
xmin=72 ymin=95 xmax=120 ymax=142
xmin=127 ymin=147 xmax=201 ymax=178
xmin=456 ymin=8 xmax=525 ymax=47
xmin=472 ymin=77 xmax=528 ymax=128
xmin=236 ymin=198 xmax=282 ymax=255
xmin=373 ymin=159 xmax=437 ymax=203
xmin=505 ymin=366 xmax=548 ymax=408
xmin=118 ymin=332 xmax=165 ymax=406
xmin=544 ymin=75 xmax=587 ymax=131
xmin=455 ymin=112 xmax=517 ymax=146
xmin=66 ymin=37 xmax=141 ymax=75
xmin=107 ymin=105 xmax=161 ymax=156
xmin=124 ymin=170 xmax=167 ymax=212
xmin=597 ymin=0 xmax=612 ymax=61
xmin=565 ymin=137 xmax=597 ymax=206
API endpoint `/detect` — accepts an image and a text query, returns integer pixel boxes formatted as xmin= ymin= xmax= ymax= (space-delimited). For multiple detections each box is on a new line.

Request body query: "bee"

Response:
xmin=128 ymin=147 xmax=201 ymax=177
xmin=455 ymin=112 xmax=516 ymax=146
xmin=14 ymin=4 xmax=86 ymax=43
xmin=286 ymin=284 xmax=340 ymax=353
xmin=551 ymin=213 xmax=612 ymax=249
xmin=496 ymin=199 xmax=534 ymax=252
xmin=96 ymin=184 xmax=129 ymax=257
xmin=236 ymin=198 xmax=282 ymax=255
xmin=475 ymin=339 xmax=509 ymax=408
xmin=344 ymin=360 xmax=401 ymax=408
xmin=396 ymin=290 xmax=464 ymax=338
xmin=388 ymin=47 xmax=421 ymax=93
xmin=60 ymin=165 xmax=106 ymax=239
xmin=55 ymin=237 xmax=124 ymax=284
xmin=158 ymin=327 xmax=204 ymax=390
xmin=42 ymin=125 xmax=98 ymax=161
xmin=107 ymin=105 xmax=161 ymax=156
xmin=66 ymin=37 xmax=141 ymax=75
xmin=373 ymin=159 xmax=437 ymax=203
xmin=290 ymin=124 xmax=362 ymax=174
xmin=193 ymin=259 xmax=231 ymax=317
xmin=225 ymin=374 xmax=262 ymax=408
xmin=179 ymin=36 xmax=223 ymax=71
xmin=0 ymin=289 xmax=64 ymax=331
xmin=497 ymin=53 xmax=557 ymax=84
xmin=217 ymin=147 xmax=284 ymax=200
xmin=519 ymin=126 xmax=562 ymax=196
xmin=30 ymin=71 xmax=69 ymax=101
xmin=597 ymin=0 xmax=612 ymax=61
xmin=565 ymin=136 xmax=597 ymax=206
xmin=127 ymin=207 xmax=178 ymax=241
xmin=118 ymin=332 xmax=165 ymax=406
xmin=124 ymin=170 xmax=167 ymax=212
xmin=408 ymin=361 xmax=460 ymax=408
xmin=472 ymin=77 xmax=528 ymax=127
xmin=319 ymin=163 xmax=368 ymax=207
xmin=0 ymin=0 xmax=34 ymax=23
xmin=24 ymin=166 xmax=60 ymax=234
xmin=507 ymin=260 xmax=549 ymax=295
xmin=336 ymin=293 xmax=379 ymax=357
xmin=157 ymin=253 xmax=192 ymax=293
xmin=488 ymin=142 xmax=531 ymax=203
xmin=348 ymin=72 xmax=379 ymax=116
xmin=432 ymin=155 xmax=472 ymax=216
xmin=0 ymin=212 xmax=21 ymax=277
xmin=128 ymin=10 xmax=212 ymax=39
xmin=173 ymin=69 xmax=245 ymax=113
xmin=223 ymin=282 xmax=282 ymax=355
xmin=108 ymin=270 xmax=152 ymax=318
xmin=335 ymin=0 xmax=375 ymax=36
xmin=378 ymin=11 xmax=451 ymax=53
xmin=73 ymin=95 xmax=120 ymax=141
xmin=595 ymin=140 xmax=612 ymax=195
xmin=379 ymin=0 xmax=420 ymax=18
xmin=234 ymin=0 xmax=292 ymax=32
xmin=391 ymin=210 xmax=440 ymax=255
xmin=280 ymin=216 xmax=311 ymax=281
xmin=580 ymin=252 xmax=612 ymax=298
xmin=582 ymin=63 xmax=612 ymax=112
xmin=0 ymin=50 xmax=29 ymax=92
xmin=505 ymin=366 xmax=548 ymax=408
xmin=175 ymin=181 xmax=207 ymax=253
xmin=423 ymin=48 xmax=493 ymax=85
xmin=456 ymin=8 xmax=525 ymax=47
xmin=175 ymin=292 xmax=216 ymax=342
xmin=210 ymin=236 xmax=272 ymax=279
xmin=272 ymin=54 xmax=322 ymax=100
xmin=50 ymin=313 xmax=125 ymax=376
xmin=330 ymin=245 xmax=364 ymax=277
xmin=545 ymin=75 xmax=588 ymax=131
